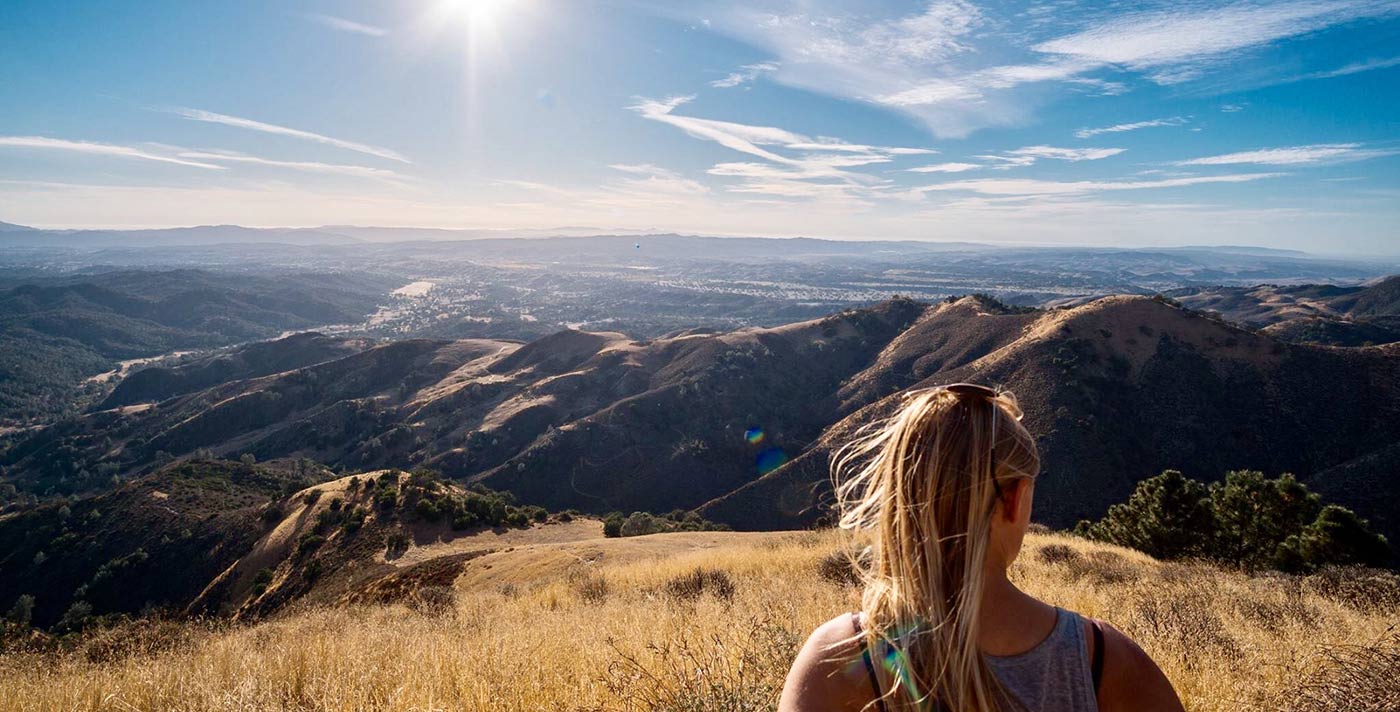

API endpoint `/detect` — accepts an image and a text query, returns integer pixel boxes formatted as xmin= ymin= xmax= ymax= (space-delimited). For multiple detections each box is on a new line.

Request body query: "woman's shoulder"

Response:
xmin=777 ymin=614 xmax=874 ymax=712
xmin=1080 ymin=616 xmax=1185 ymax=712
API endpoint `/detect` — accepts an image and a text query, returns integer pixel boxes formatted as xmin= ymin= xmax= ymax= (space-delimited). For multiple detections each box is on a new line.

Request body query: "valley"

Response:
xmin=1 ymin=229 xmax=1398 ymax=712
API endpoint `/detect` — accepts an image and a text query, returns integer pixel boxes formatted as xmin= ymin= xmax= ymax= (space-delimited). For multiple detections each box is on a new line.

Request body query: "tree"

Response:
xmin=6 ymin=595 xmax=34 ymax=627
xmin=1075 ymin=470 xmax=1217 ymax=559
xmin=1210 ymin=471 xmax=1320 ymax=569
xmin=55 ymin=600 xmax=92 ymax=634
xmin=1274 ymin=505 xmax=1391 ymax=572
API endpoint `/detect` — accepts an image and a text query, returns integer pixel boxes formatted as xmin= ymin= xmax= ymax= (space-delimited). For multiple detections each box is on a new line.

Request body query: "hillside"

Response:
xmin=700 ymin=295 xmax=1400 ymax=539
xmin=1169 ymin=276 xmax=1400 ymax=345
xmin=0 ymin=459 xmax=588 ymax=630
xmin=96 ymin=332 xmax=374 ymax=410
xmin=1 ymin=300 xmax=927 ymax=513
xmin=5 ymin=294 xmax=1400 ymax=545
xmin=0 ymin=270 xmax=395 ymax=425
xmin=2 ymin=526 xmax=1395 ymax=712
xmin=0 ymin=460 xmax=312 ymax=629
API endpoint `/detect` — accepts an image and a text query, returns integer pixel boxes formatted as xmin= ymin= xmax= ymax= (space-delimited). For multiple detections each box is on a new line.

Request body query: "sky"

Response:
xmin=0 ymin=0 xmax=1398 ymax=254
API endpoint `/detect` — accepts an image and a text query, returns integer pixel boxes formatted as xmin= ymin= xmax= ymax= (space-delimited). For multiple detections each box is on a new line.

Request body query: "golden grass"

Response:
xmin=1 ymin=530 xmax=1394 ymax=712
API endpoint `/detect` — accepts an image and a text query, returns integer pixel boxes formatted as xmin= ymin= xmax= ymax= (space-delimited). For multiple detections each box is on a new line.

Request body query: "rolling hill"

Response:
xmin=1169 ymin=275 xmax=1400 ymax=346
xmin=5 ymin=292 xmax=1399 ymax=548
xmin=0 ymin=269 xmax=394 ymax=425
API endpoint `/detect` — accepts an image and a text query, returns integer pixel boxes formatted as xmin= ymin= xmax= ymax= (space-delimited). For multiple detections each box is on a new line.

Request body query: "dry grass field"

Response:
xmin=1 ymin=528 xmax=1396 ymax=712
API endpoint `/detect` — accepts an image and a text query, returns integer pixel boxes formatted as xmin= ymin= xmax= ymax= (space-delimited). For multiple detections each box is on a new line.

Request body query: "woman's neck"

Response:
xmin=976 ymin=566 xmax=1058 ymax=656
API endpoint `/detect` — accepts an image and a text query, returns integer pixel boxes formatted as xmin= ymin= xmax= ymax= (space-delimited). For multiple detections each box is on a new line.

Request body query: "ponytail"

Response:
xmin=833 ymin=385 xmax=1039 ymax=711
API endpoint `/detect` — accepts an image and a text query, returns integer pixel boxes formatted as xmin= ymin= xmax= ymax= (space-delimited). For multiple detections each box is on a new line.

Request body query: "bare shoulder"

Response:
xmin=1086 ymin=618 xmax=1185 ymax=712
xmin=778 ymin=614 xmax=874 ymax=712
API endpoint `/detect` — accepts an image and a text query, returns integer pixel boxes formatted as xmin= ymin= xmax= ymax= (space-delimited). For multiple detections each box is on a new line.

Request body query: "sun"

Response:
xmin=437 ymin=0 xmax=515 ymax=25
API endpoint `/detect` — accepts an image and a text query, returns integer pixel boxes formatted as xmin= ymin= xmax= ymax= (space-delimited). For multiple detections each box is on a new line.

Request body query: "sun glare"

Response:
xmin=438 ymin=0 xmax=515 ymax=25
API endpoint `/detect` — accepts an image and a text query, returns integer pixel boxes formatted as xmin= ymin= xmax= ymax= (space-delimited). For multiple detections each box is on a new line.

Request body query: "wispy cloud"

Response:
xmin=0 ymin=136 xmax=224 ymax=169
xmin=1178 ymin=143 xmax=1396 ymax=166
xmin=630 ymin=95 xmax=801 ymax=164
xmin=1220 ymin=103 xmax=1248 ymax=113
xmin=711 ymin=61 xmax=779 ymax=88
xmin=302 ymin=12 xmax=388 ymax=37
xmin=1287 ymin=54 xmax=1400 ymax=82
xmin=783 ymin=141 xmax=934 ymax=155
xmin=695 ymin=0 xmax=1400 ymax=136
xmin=177 ymin=150 xmax=407 ymax=181
xmin=915 ymin=172 xmax=1285 ymax=196
xmin=164 ymin=108 xmax=410 ymax=163
xmin=1032 ymin=1 xmax=1399 ymax=85
xmin=629 ymin=95 xmax=934 ymax=201
xmin=977 ymin=145 xmax=1126 ymax=168
xmin=1075 ymin=117 xmax=1188 ymax=139
xmin=908 ymin=162 xmax=981 ymax=173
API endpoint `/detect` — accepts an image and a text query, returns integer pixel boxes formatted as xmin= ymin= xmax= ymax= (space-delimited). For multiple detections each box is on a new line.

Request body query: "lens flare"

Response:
xmin=756 ymin=447 xmax=788 ymax=474
xmin=744 ymin=427 xmax=765 ymax=444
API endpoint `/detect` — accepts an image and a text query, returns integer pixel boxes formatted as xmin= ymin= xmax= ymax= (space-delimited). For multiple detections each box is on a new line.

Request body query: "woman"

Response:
xmin=779 ymin=383 xmax=1183 ymax=712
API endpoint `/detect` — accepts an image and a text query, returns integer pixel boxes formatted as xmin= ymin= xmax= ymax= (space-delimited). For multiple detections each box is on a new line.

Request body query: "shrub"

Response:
xmin=1260 ymin=631 xmax=1400 ymax=712
xmin=1128 ymin=590 xmax=1237 ymax=668
xmin=1036 ymin=543 xmax=1082 ymax=565
xmin=5 ymin=595 xmax=34 ymax=627
xmin=597 ymin=616 xmax=799 ymax=712
xmin=414 ymin=497 xmax=443 ymax=521
xmin=409 ymin=586 xmax=457 ymax=617
xmin=342 ymin=507 xmax=367 ymax=534
xmin=55 ymin=600 xmax=93 ymax=635
xmin=607 ymin=510 xmax=729 ymax=538
xmin=574 ymin=574 xmax=610 ymax=604
xmin=663 ymin=568 xmax=736 ymax=603
xmin=375 ymin=488 xmax=398 ymax=510
xmin=1064 ymin=550 xmax=1139 ymax=585
xmin=297 ymin=533 xmax=325 ymax=555
xmin=817 ymin=550 xmax=863 ymax=587
xmin=1302 ymin=566 xmax=1400 ymax=613
xmin=385 ymin=531 xmax=411 ymax=559
xmin=260 ymin=504 xmax=283 ymax=526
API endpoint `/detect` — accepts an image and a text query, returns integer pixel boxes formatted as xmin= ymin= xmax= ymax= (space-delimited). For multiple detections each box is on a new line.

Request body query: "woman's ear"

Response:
xmin=1002 ymin=478 xmax=1034 ymax=523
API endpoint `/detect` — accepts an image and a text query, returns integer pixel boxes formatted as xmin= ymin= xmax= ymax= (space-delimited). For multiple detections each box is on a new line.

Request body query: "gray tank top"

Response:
xmin=986 ymin=608 xmax=1099 ymax=711
xmin=857 ymin=607 xmax=1100 ymax=712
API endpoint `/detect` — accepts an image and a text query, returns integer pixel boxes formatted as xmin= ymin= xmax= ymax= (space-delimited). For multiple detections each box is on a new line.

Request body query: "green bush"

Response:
xmin=603 ymin=512 xmax=624 ymax=538
xmin=605 ymin=510 xmax=729 ymax=538
xmin=6 ymin=595 xmax=34 ymax=627
xmin=1077 ymin=469 xmax=1389 ymax=573
xmin=414 ymin=497 xmax=443 ymax=521
xmin=297 ymin=533 xmax=325 ymax=555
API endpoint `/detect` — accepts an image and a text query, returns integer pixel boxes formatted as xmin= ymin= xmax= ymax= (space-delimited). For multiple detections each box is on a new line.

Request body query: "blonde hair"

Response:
xmin=833 ymin=384 xmax=1040 ymax=712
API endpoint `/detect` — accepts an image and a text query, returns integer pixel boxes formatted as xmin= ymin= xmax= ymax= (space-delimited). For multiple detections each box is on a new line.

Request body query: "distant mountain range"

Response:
xmin=0 ymin=220 xmax=1378 ymax=258
xmin=7 ymin=289 xmax=1398 ymax=550
xmin=1168 ymin=276 xmax=1400 ymax=346
xmin=0 ymin=269 xmax=394 ymax=425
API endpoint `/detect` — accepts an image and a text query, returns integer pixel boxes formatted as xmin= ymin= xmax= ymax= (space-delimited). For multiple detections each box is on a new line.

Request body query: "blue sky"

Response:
xmin=1 ymin=0 xmax=1398 ymax=254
